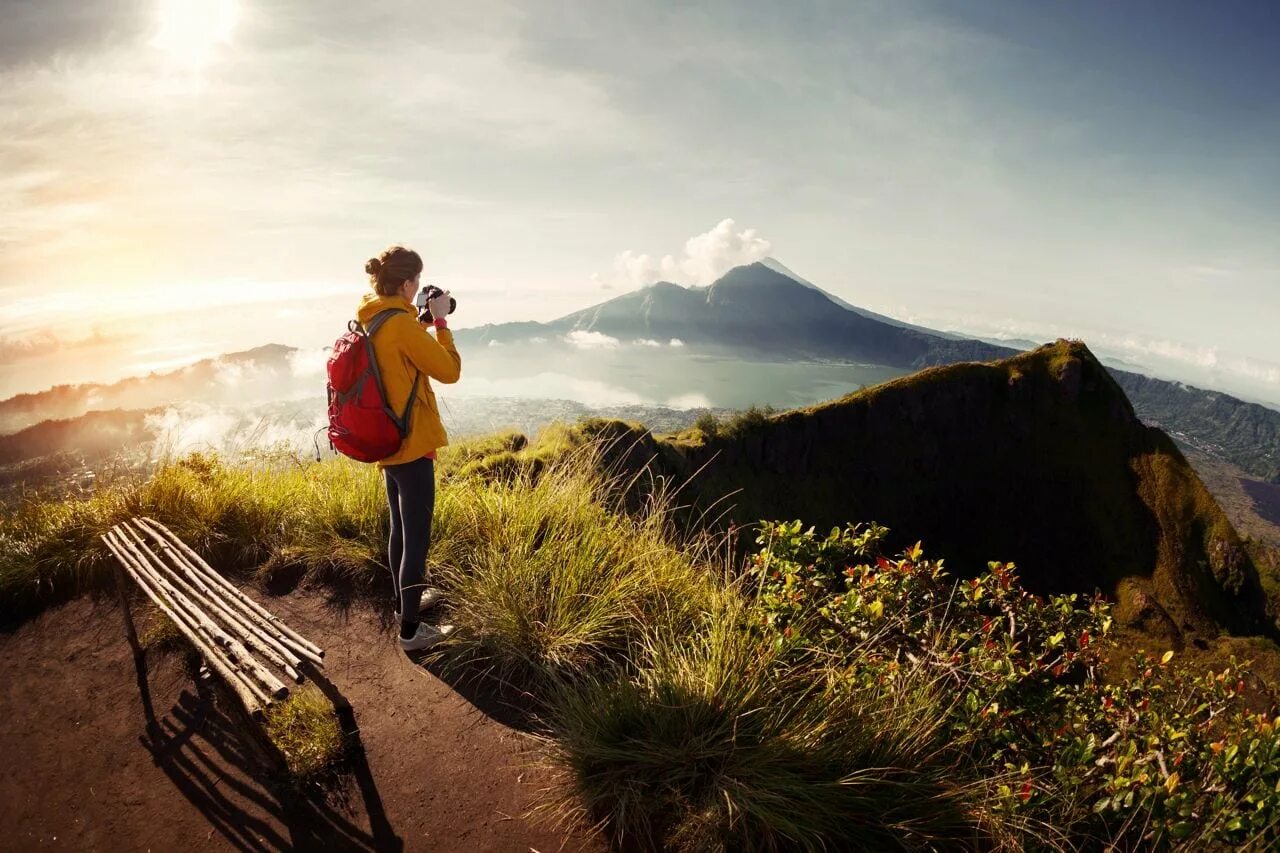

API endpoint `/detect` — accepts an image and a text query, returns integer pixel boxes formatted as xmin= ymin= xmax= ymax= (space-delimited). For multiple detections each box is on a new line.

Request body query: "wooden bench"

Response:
xmin=102 ymin=517 xmax=334 ymax=734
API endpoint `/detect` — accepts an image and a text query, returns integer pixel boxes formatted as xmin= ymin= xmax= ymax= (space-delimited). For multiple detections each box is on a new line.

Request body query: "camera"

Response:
xmin=415 ymin=284 xmax=457 ymax=322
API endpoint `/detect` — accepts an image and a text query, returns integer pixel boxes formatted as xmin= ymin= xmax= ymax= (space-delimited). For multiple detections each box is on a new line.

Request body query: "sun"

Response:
xmin=150 ymin=0 xmax=240 ymax=69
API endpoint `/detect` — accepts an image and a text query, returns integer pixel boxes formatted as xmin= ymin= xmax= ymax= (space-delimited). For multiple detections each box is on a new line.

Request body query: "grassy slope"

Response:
xmin=9 ymin=380 xmax=1280 ymax=847
xmin=638 ymin=340 xmax=1273 ymax=646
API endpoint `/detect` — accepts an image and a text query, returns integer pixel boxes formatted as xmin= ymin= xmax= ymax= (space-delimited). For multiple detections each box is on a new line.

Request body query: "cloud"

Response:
xmin=669 ymin=338 xmax=685 ymax=347
xmin=287 ymin=347 xmax=327 ymax=379
xmin=1111 ymin=336 xmax=1280 ymax=386
xmin=0 ymin=327 xmax=116 ymax=362
xmin=564 ymin=330 xmax=620 ymax=349
xmin=894 ymin=306 xmax=1280 ymax=397
xmin=635 ymin=338 xmax=662 ymax=347
xmin=212 ymin=359 xmax=249 ymax=387
xmin=665 ymin=392 xmax=712 ymax=409
xmin=608 ymin=218 xmax=773 ymax=289
xmin=145 ymin=402 xmax=327 ymax=457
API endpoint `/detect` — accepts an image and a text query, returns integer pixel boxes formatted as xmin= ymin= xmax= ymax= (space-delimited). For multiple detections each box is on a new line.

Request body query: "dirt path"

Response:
xmin=0 ymin=589 xmax=600 ymax=852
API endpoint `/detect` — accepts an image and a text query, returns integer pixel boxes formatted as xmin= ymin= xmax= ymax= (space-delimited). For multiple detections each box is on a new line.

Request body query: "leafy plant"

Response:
xmin=749 ymin=519 xmax=1280 ymax=848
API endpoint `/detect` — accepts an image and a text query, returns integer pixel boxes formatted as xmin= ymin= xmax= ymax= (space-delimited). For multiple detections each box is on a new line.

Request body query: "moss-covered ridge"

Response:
xmin=594 ymin=339 xmax=1269 ymax=646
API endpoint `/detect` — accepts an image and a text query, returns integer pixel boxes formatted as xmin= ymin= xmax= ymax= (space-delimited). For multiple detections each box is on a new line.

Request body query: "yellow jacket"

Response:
xmin=356 ymin=293 xmax=461 ymax=468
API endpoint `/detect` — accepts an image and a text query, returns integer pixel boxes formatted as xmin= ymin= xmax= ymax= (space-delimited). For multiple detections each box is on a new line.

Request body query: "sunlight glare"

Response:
xmin=150 ymin=0 xmax=240 ymax=69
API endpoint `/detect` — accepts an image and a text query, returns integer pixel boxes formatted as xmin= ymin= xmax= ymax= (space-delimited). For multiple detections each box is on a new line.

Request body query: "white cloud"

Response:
xmin=287 ymin=347 xmax=327 ymax=379
xmin=608 ymin=218 xmax=773 ymax=289
xmin=679 ymin=218 xmax=773 ymax=285
xmin=893 ymin=306 xmax=1280 ymax=401
xmin=488 ymin=339 xmax=504 ymax=347
xmin=669 ymin=338 xmax=685 ymax=347
xmin=1111 ymin=337 xmax=1280 ymax=386
xmin=564 ymin=330 xmax=620 ymax=349
xmin=212 ymin=359 xmax=247 ymax=387
xmin=146 ymin=402 xmax=328 ymax=457
xmin=665 ymin=392 xmax=712 ymax=409
xmin=635 ymin=338 xmax=662 ymax=347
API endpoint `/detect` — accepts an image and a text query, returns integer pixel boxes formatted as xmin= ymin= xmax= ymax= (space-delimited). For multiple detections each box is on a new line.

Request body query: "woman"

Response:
xmin=359 ymin=245 xmax=461 ymax=651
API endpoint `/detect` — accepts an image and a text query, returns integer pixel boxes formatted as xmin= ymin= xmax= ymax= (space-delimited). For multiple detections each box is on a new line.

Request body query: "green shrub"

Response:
xmin=749 ymin=519 xmax=1280 ymax=849
xmin=693 ymin=411 xmax=720 ymax=438
xmin=719 ymin=404 xmax=777 ymax=439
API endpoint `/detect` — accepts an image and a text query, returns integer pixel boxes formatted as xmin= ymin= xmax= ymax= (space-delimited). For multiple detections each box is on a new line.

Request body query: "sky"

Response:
xmin=1 ymin=0 xmax=1277 ymax=404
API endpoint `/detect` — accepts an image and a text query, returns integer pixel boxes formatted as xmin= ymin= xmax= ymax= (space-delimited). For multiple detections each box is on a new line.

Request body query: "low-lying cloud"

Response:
xmin=564 ymin=330 xmax=621 ymax=349
xmin=609 ymin=218 xmax=773 ymax=289
xmin=0 ymin=328 xmax=116 ymax=363
xmin=145 ymin=402 xmax=327 ymax=458
xmin=894 ymin=307 xmax=1280 ymax=404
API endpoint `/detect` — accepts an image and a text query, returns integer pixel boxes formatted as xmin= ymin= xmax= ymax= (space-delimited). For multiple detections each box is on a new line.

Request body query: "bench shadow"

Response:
xmin=131 ymin=649 xmax=402 ymax=852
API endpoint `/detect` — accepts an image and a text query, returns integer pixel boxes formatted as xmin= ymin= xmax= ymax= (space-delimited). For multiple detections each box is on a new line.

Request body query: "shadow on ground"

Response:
xmin=133 ymin=649 xmax=401 ymax=852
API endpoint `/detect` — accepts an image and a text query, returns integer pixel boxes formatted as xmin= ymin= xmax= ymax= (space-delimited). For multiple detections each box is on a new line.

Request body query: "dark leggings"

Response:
xmin=384 ymin=456 xmax=435 ymax=620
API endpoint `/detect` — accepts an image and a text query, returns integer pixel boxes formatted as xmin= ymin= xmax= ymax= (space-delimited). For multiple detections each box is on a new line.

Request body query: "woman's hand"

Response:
xmin=427 ymin=289 xmax=453 ymax=322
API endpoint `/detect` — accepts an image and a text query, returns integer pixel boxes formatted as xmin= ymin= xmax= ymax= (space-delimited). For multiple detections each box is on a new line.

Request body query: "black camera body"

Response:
xmin=415 ymin=284 xmax=457 ymax=322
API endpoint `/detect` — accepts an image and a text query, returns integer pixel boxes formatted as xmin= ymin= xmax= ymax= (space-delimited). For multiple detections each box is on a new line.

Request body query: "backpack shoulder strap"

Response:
xmin=359 ymin=308 xmax=421 ymax=439
xmin=364 ymin=308 xmax=405 ymax=338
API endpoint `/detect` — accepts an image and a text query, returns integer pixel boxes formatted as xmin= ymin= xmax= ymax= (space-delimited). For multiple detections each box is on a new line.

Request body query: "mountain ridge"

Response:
xmin=594 ymin=339 xmax=1276 ymax=646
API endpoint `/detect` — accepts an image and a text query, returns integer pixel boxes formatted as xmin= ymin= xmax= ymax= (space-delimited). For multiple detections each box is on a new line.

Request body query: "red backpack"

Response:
xmin=325 ymin=309 xmax=421 ymax=462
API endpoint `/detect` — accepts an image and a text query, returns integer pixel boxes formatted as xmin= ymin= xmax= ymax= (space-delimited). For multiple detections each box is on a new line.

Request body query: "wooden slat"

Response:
xmin=125 ymin=519 xmax=305 ymax=683
xmin=114 ymin=524 xmax=289 ymax=702
xmin=137 ymin=517 xmax=325 ymax=663
xmin=102 ymin=531 xmax=267 ymax=718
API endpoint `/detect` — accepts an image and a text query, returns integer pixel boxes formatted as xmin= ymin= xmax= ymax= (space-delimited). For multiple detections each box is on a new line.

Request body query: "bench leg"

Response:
xmin=114 ymin=562 xmax=161 ymax=740
xmin=113 ymin=561 xmax=144 ymax=661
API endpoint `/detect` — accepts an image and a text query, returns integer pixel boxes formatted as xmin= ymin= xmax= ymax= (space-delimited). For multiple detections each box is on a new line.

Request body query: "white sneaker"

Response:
xmin=399 ymin=623 xmax=455 ymax=652
xmin=394 ymin=586 xmax=446 ymax=620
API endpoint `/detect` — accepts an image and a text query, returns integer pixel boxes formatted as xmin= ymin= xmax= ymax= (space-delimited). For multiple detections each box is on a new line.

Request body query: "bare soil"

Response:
xmin=0 ymin=588 xmax=601 ymax=852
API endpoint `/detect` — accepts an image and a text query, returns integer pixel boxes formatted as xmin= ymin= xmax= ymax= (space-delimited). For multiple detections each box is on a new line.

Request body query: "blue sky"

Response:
xmin=1 ymin=0 xmax=1276 ymax=403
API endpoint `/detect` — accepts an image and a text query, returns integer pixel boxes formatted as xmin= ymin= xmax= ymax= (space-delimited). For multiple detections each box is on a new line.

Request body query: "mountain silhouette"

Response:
xmin=463 ymin=261 xmax=1005 ymax=367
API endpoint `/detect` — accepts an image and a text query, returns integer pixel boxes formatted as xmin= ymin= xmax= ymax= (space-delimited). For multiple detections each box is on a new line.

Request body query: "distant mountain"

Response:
xmin=758 ymin=257 xmax=966 ymax=341
xmin=1109 ymin=372 xmax=1280 ymax=484
xmin=0 ymin=344 xmax=301 ymax=434
xmin=460 ymin=262 xmax=1004 ymax=368
xmin=600 ymin=340 xmax=1276 ymax=645
xmin=454 ymin=261 xmax=1280 ymax=483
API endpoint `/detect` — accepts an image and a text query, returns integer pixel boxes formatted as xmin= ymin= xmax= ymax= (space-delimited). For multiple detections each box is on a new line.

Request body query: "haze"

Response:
xmin=2 ymin=0 xmax=1277 ymax=405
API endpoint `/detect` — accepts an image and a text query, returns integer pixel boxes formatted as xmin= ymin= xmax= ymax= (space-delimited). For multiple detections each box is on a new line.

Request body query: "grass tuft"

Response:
xmin=263 ymin=685 xmax=345 ymax=781
xmin=540 ymin=600 xmax=992 ymax=852
xmin=433 ymin=435 xmax=723 ymax=687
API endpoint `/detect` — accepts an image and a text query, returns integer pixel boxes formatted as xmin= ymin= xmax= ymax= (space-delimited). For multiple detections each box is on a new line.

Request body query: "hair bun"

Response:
xmin=365 ymin=257 xmax=382 ymax=275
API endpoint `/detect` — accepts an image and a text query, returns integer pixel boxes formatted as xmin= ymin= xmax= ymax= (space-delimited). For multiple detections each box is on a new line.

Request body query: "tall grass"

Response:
xmin=432 ymin=435 xmax=724 ymax=686
xmin=540 ymin=601 xmax=1002 ymax=851
xmin=0 ymin=447 xmax=385 ymax=621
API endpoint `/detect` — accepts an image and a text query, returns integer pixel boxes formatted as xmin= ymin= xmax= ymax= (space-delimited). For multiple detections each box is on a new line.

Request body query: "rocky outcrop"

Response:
xmin=639 ymin=340 xmax=1273 ymax=646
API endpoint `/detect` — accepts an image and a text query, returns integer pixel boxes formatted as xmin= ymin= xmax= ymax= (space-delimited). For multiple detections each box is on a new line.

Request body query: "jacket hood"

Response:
xmin=357 ymin=292 xmax=415 ymax=325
